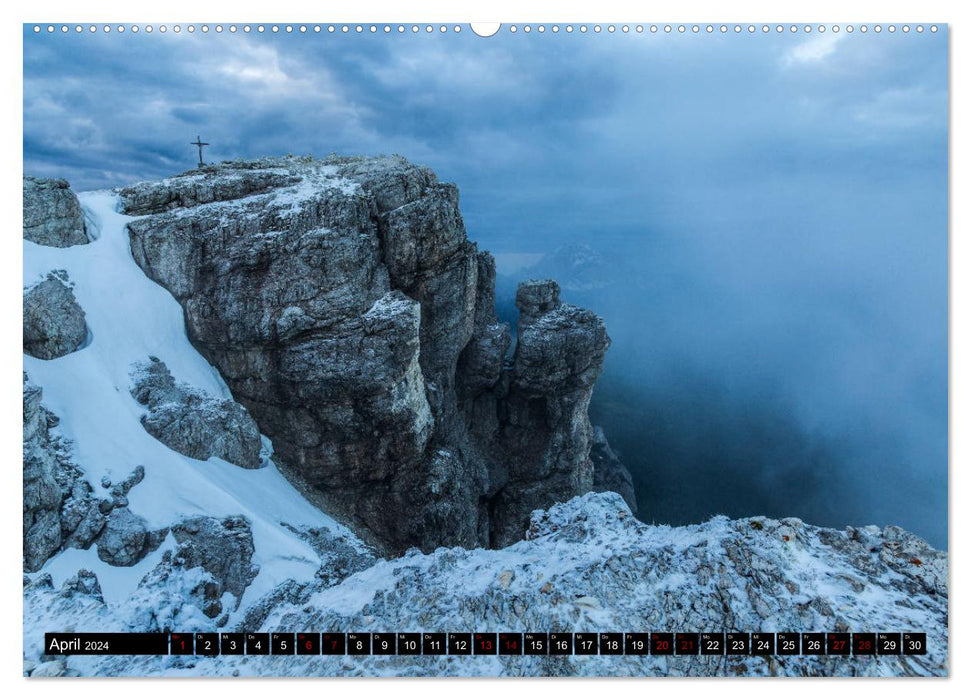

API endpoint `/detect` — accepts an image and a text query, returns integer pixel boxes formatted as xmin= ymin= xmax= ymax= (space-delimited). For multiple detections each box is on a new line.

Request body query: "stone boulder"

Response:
xmin=130 ymin=358 xmax=263 ymax=469
xmin=95 ymin=507 xmax=166 ymax=567
xmin=23 ymin=176 xmax=88 ymax=247
xmin=23 ymin=274 xmax=88 ymax=360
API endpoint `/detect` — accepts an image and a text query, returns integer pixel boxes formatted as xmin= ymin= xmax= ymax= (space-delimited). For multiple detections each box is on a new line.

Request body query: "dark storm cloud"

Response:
xmin=23 ymin=26 xmax=948 ymax=546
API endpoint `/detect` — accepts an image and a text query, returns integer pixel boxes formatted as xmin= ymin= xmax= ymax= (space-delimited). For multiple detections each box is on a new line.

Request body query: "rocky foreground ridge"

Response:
xmin=118 ymin=156 xmax=623 ymax=553
xmin=23 ymin=492 xmax=947 ymax=677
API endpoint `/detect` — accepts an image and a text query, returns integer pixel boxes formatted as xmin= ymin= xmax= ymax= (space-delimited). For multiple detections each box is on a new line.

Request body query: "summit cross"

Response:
xmin=191 ymin=136 xmax=209 ymax=168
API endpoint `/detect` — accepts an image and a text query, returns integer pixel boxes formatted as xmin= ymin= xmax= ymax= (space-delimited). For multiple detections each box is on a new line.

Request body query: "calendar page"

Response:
xmin=21 ymin=19 xmax=948 ymax=678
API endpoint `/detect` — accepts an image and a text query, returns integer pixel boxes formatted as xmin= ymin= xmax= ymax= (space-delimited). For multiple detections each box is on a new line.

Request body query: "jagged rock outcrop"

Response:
xmin=486 ymin=279 xmax=610 ymax=545
xmin=123 ymin=155 xmax=612 ymax=553
xmin=24 ymin=375 xmax=108 ymax=570
xmin=169 ymin=516 xmax=259 ymax=604
xmin=23 ymin=176 xmax=88 ymax=247
xmin=591 ymin=426 xmax=638 ymax=515
xmin=59 ymin=482 xmax=107 ymax=550
xmin=127 ymin=515 xmax=258 ymax=624
xmin=23 ymin=274 xmax=88 ymax=360
xmin=60 ymin=569 xmax=104 ymax=602
xmin=23 ymin=374 xmax=156 ymax=571
xmin=281 ymin=522 xmax=376 ymax=586
xmin=23 ymin=376 xmax=66 ymax=570
xmin=514 ymin=278 xmax=562 ymax=327
xmin=130 ymin=358 xmax=263 ymax=469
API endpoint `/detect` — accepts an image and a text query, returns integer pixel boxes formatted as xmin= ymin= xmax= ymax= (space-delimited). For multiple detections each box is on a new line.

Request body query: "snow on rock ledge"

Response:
xmin=129 ymin=357 xmax=264 ymax=469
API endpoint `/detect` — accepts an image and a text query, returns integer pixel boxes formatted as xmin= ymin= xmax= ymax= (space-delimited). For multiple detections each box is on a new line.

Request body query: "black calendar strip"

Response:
xmin=44 ymin=632 xmax=927 ymax=657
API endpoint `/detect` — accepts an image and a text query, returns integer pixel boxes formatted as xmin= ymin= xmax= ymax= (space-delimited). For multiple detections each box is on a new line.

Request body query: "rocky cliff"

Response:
xmin=122 ymin=155 xmax=621 ymax=553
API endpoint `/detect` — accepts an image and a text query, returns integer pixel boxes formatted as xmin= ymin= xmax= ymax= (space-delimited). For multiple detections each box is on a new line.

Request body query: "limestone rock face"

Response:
xmin=23 ymin=274 xmax=88 ymax=360
xmin=515 ymin=278 xmax=561 ymax=327
xmin=23 ymin=176 xmax=88 ymax=247
xmin=60 ymin=569 xmax=104 ymax=602
xmin=23 ymin=377 xmax=64 ymax=571
xmin=121 ymin=169 xmax=300 ymax=216
xmin=130 ymin=358 xmax=263 ymax=469
xmin=124 ymin=155 xmax=614 ymax=553
xmin=130 ymin=515 xmax=259 ymax=622
xmin=23 ymin=375 xmax=145 ymax=571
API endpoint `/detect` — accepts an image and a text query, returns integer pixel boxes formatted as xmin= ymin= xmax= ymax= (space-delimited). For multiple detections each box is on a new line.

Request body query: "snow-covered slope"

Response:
xmin=23 ymin=192 xmax=365 ymax=626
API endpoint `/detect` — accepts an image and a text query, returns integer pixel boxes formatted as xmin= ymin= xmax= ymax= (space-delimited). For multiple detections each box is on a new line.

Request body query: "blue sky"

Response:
xmin=23 ymin=26 xmax=949 ymax=544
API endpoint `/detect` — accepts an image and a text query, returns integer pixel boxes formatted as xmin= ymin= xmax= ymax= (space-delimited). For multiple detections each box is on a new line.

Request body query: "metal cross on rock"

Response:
xmin=191 ymin=136 xmax=209 ymax=168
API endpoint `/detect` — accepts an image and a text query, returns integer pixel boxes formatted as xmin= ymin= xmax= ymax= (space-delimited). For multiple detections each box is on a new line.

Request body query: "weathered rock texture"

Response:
xmin=23 ymin=176 xmax=88 ymax=247
xmin=23 ymin=376 xmax=66 ymax=571
xmin=170 ymin=516 xmax=259 ymax=603
xmin=485 ymin=279 xmax=611 ymax=545
xmin=131 ymin=515 xmax=259 ymax=621
xmin=23 ymin=274 xmax=88 ymax=360
xmin=130 ymin=358 xmax=263 ymax=469
xmin=23 ymin=375 xmax=151 ymax=571
xmin=22 ymin=492 xmax=948 ymax=677
xmin=123 ymin=156 xmax=612 ymax=552
xmin=95 ymin=507 xmax=166 ymax=567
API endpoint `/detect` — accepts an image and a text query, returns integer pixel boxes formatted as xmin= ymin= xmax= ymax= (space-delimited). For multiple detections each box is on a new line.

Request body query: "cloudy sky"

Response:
xmin=23 ymin=26 xmax=949 ymax=545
